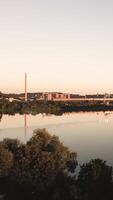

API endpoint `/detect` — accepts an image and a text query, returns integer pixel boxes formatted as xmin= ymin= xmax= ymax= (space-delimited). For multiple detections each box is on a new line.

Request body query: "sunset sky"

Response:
xmin=0 ymin=0 xmax=113 ymax=94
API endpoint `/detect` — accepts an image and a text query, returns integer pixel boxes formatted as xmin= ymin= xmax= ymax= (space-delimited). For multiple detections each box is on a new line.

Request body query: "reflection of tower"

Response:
xmin=25 ymin=72 xmax=27 ymax=102
xmin=24 ymin=114 xmax=27 ymax=141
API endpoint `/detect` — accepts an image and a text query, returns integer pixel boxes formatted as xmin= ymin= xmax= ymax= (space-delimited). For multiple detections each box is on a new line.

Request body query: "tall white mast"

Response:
xmin=25 ymin=72 xmax=27 ymax=102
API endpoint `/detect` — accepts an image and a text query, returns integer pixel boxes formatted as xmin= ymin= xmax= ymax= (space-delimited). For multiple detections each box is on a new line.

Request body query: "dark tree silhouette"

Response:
xmin=78 ymin=159 xmax=113 ymax=200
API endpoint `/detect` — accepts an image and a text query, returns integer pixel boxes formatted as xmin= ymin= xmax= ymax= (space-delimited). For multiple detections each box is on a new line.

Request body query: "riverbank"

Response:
xmin=1 ymin=100 xmax=113 ymax=115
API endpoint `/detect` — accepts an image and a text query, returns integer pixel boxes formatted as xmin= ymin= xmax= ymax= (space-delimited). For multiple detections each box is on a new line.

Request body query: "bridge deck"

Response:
xmin=53 ymin=98 xmax=113 ymax=102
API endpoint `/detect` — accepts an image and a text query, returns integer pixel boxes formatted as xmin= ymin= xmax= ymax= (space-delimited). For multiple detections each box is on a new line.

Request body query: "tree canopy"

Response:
xmin=0 ymin=129 xmax=113 ymax=200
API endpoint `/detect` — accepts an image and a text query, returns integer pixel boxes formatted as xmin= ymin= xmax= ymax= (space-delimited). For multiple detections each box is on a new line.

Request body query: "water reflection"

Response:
xmin=0 ymin=113 xmax=2 ymax=122
xmin=24 ymin=114 xmax=27 ymax=141
xmin=0 ymin=111 xmax=113 ymax=166
xmin=104 ymin=111 xmax=112 ymax=116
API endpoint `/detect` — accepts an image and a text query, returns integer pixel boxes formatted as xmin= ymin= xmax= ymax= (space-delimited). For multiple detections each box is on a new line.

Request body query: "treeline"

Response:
xmin=1 ymin=100 xmax=113 ymax=116
xmin=0 ymin=100 xmax=62 ymax=115
xmin=0 ymin=129 xmax=113 ymax=200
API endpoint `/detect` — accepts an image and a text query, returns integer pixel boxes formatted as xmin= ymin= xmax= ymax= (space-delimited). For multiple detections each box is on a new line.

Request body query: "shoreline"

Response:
xmin=0 ymin=100 xmax=113 ymax=115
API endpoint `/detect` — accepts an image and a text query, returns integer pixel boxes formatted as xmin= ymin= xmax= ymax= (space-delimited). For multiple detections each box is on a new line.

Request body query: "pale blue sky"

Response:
xmin=0 ymin=0 xmax=113 ymax=94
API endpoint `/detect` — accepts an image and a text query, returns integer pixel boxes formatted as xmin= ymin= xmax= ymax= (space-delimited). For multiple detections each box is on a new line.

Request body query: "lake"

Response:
xmin=0 ymin=111 xmax=113 ymax=165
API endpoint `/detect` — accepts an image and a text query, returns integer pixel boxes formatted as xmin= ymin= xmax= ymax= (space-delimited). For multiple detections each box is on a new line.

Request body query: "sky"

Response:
xmin=0 ymin=0 xmax=113 ymax=94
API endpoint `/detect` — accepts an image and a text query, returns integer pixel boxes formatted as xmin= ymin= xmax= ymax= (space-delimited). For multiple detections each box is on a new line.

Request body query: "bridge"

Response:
xmin=53 ymin=98 xmax=113 ymax=102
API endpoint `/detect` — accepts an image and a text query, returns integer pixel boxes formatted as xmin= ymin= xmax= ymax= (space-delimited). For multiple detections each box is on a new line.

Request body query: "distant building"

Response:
xmin=36 ymin=92 xmax=70 ymax=101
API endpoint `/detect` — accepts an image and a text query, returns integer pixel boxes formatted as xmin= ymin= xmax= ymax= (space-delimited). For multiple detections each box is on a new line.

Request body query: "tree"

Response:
xmin=0 ymin=129 xmax=77 ymax=200
xmin=78 ymin=159 xmax=113 ymax=200
xmin=0 ymin=144 xmax=13 ymax=195
xmin=0 ymin=144 xmax=13 ymax=177
xmin=1 ymin=138 xmax=20 ymax=154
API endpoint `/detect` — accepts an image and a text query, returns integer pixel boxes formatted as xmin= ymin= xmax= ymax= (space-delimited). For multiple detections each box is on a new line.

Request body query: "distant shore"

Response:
xmin=0 ymin=100 xmax=113 ymax=116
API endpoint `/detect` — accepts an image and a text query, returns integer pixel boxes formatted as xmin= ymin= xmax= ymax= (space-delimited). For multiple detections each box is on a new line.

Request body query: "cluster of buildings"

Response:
xmin=36 ymin=92 xmax=70 ymax=101
xmin=6 ymin=92 xmax=72 ymax=102
xmin=4 ymin=92 xmax=113 ymax=103
xmin=1 ymin=74 xmax=113 ymax=103
xmin=36 ymin=93 xmax=113 ymax=101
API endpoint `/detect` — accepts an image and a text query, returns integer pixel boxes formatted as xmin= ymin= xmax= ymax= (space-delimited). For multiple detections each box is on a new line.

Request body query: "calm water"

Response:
xmin=0 ymin=112 xmax=113 ymax=165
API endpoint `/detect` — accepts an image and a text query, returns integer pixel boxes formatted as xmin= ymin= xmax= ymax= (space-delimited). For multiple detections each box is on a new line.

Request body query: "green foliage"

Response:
xmin=1 ymin=138 xmax=20 ymax=154
xmin=0 ymin=129 xmax=78 ymax=200
xmin=0 ymin=144 xmax=13 ymax=177
xmin=0 ymin=129 xmax=113 ymax=200
xmin=11 ymin=129 xmax=76 ymax=188
xmin=0 ymin=99 xmax=113 ymax=117
xmin=78 ymin=159 xmax=113 ymax=200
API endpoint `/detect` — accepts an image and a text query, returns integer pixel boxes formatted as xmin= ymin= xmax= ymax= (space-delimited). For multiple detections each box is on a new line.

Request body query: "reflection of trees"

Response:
xmin=0 ymin=113 xmax=2 ymax=122
xmin=0 ymin=101 xmax=63 ymax=116
xmin=1 ymin=100 xmax=113 ymax=116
